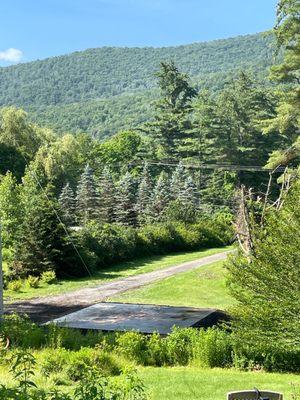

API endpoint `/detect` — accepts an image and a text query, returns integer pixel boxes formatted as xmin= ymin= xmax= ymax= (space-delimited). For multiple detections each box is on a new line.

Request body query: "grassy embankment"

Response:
xmin=111 ymin=259 xmax=235 ymax=310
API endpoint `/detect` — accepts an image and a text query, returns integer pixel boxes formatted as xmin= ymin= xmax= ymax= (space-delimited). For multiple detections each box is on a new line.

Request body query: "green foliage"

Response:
xmin=10 ymin=176 xmax=67 ymax=278
xmin=0 ymin=314 xmax=45 ymax=349
xmin=266 ymin=0 xmax=300 ymax=167
xmin=40 ymin=270 xmax=57 ymax=285
xmin=115 ymin=172 xmax=137 ymax=226
xmin=116 ymin=332 xmax=148 ymax=365
xmin=7 ymin=280 xmax=22 ymax=292
xmin=76 ymin=164 xmax=100 ymax=224
xmin=26 ymin=276 xmax=40 ymax=289
xmin=0 ymin=33 xmax=276 ymax=139
xmin=0 ymin=172 xmax=21 ymax=246
xmin=144 ymin=61 xmax=197 ymax=160
xmin=0 ymin=348 xmax=147 ymax=400
xmin=191 ymin=328 xmax=232 ymax=368
xmin=227 ymin=178 xmax=300 ymax=368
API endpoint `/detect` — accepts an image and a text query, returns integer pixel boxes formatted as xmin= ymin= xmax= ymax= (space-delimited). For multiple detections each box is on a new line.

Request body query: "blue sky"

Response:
xmin=0 ymin=0 xmax=278 ymax=66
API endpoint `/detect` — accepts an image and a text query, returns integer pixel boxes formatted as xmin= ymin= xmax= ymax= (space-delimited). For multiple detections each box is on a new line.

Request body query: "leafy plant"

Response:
xmin=26 ymin=276 xmax=40 ymax=288
xmin=7 ymin=279 xmax=22 ymax=292
xmin=41 ymin=270 xmax=57 ymax=285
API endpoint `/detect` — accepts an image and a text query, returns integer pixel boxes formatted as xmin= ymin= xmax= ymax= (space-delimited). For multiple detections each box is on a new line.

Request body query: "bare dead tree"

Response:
xmin=235 ymin=185 xmax=254 ymax=256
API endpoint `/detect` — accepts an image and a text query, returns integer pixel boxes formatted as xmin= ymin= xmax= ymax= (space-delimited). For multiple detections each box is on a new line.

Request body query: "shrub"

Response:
xmin=147 ymin=332 xmax=168 ymax=366
xmin=26 ymin=275 xmax=40 ymax=288
xmin=40 ymin=349 xmax=70 ymax=376
xmin=0 ymin=314 xmax=45 ymax=348
xmin=7 ymin=279 xmax=22 ymax=292
xmin=88 ymin=223 xmax=138 ymax=265
xmin=192 ymin=328 xmax=232 ymax=368
xmin=232 ymin=342 xmax=300 ymax=372
xmin=45 ymin=324 xmax=103 ymax=350
xmin=41 ymin=270 xmax=57 ymax=285
xmin=116 ymin=331 xmax=148 ymax=365
xmin=165 ymin=327 xmax=196 ymax=365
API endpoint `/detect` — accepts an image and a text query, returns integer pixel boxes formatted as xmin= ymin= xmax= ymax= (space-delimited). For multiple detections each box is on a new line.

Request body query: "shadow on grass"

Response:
xmin=61 ymin=246 xmax=225 ymax=284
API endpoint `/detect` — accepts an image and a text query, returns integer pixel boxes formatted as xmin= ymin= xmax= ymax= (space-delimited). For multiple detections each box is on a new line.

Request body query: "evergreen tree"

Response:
xmin=150 ymin=172 xmax=171 ymax=220
xmin=11 ymin=174 xmax=65 ymax=277
xmin=98 ymin=167 xmax=116 ymax=223
xmin=115 ymin=172 xmax=136 ymax=226
xmin=179 ymin=175 xmax=198 ymax=206
xmin=136 ymin=163 xmax=153 ymax=224
xmin=170 ymin=161 xmax=188 ymax=200
xmin=76 ymin=164 xmax=100 ymax=224
xmin=59 ymin=182 xmax=76 ymax=226
xmin=144 ymin=61 xmax=197 ymax=161
xmin=265 ymin=0 xmax=300 ymax=167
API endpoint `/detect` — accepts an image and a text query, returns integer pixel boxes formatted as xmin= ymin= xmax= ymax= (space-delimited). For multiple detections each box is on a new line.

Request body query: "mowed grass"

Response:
xmin=0 ymin=363 xmax=298 ymax=400
xmin=4 ymin=246 xmax=233 ymax=302
xmin=111 ymin=260 xmax=235 ymax=310
xmin=140 ymin=366 xmax=300 ymax=400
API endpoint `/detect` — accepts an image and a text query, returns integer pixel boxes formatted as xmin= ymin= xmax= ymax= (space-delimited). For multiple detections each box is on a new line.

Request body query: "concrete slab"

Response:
xmin=49 ymin=302 xmax=220 ymax=335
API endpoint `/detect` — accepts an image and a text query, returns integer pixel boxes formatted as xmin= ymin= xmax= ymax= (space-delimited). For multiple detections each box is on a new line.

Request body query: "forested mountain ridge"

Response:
xmin=0 ymin=32 xmax=277 ymax=138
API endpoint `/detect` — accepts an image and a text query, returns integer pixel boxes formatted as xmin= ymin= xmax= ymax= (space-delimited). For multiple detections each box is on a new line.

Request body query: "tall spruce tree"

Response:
xmin=179 ymin=175 xmax=198 ymax=206
xmin=11 ymin=174 xmax=65 ymax=277
xmin=144 ymin=61 xmax=197 ymax=161
xmin=170 ymin=161 xmax=188 ymax=200
xmin=136 ymin=162 xmax=153 ymax=224
xmin=115 ymin=172 xmax=136 ymax=226
xmin=150 ymin=172 xmax=171 ymax=220
xmin=98 ymin=167 xmax=116 ymax=223
xmin=76 ymin=164 xmax=100 ymax=224
xmin=59 ymin=182 xmax=76 ymax=226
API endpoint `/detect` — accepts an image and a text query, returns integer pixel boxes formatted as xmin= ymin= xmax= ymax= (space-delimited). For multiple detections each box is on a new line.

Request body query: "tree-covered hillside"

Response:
xmin=0 ymin=32 xmax=277 ymax=138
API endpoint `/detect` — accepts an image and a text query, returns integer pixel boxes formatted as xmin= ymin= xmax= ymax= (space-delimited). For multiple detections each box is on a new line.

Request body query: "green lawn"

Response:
xmin=0 ymin=363 xmax=298 ymax=400
xmin=111 ymin=260 xmax=235 ymax=310
xmin=140 ymin=366 xmax=300 ymax=400
xmin=4 ymin=246 xmax=233 ymax=302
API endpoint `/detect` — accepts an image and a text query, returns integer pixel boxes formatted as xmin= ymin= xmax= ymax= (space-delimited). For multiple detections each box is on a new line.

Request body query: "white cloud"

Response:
xmin=0 ymin=48 xmax=23 ymax=63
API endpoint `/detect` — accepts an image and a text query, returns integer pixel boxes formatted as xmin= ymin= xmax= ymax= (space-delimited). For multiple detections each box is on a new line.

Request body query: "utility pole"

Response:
xmin=0 ymin=221 xmax=3 ymax=318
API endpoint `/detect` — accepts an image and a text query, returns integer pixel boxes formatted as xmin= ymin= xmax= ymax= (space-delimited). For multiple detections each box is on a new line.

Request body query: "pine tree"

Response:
xmin=136 ymin=163 xmax=153 ymax=224
xmin=11 ymin=176 xmax=65 ymax=277
xmin=170 ymin=161 xmax=188 ymax=200
xmin=144 ymin=61 xmax=197 ymax=161
xmin=59 ymin=182 xmax=76 ymax=226
xmin=115 ymin=172 xmax=136 ymax=226
xmin=179 ymin=175 xmax=198 ymax=206
xmin=98 ymin=167 xmax=116 ymax=223
xmin=150 ymin=172 xmax=171 ymax=220
xmin=76 ymin=164 xmax=100 ymax=224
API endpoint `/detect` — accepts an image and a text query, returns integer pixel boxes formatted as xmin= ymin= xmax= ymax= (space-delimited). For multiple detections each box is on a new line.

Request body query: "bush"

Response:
xmin=7 ymin=279 xmax=22 ymax=292
xmin=147 ymin=332 xmax=168 ymax=366
xmin=45 ymin=324 xmax=103 ymax=350
xmin=165 ymin=327 xmax=196 ymax=365
xmin=192 ymin=328 xmax=232 ymax=368
xmin=116 ymin=331 xmax=148 ymax=365
xmin=41 ymin=270 xmax=57 ymax=284
xmin=26 ymin=275 xmax=40 ymax=288
xmin=0 ymin=314 xmax=45 ymax=348
xmin=40 ymin=348 xmax=69 ymax=376
xmin=232 ymin=342 xmax=300 ymax=372
xmin=88 ymin=223 xmax=138 ymax=265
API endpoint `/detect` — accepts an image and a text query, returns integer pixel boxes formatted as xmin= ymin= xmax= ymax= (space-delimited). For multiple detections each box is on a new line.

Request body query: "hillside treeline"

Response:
xmin=0 ymin=33 xmax=277 ymax=138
